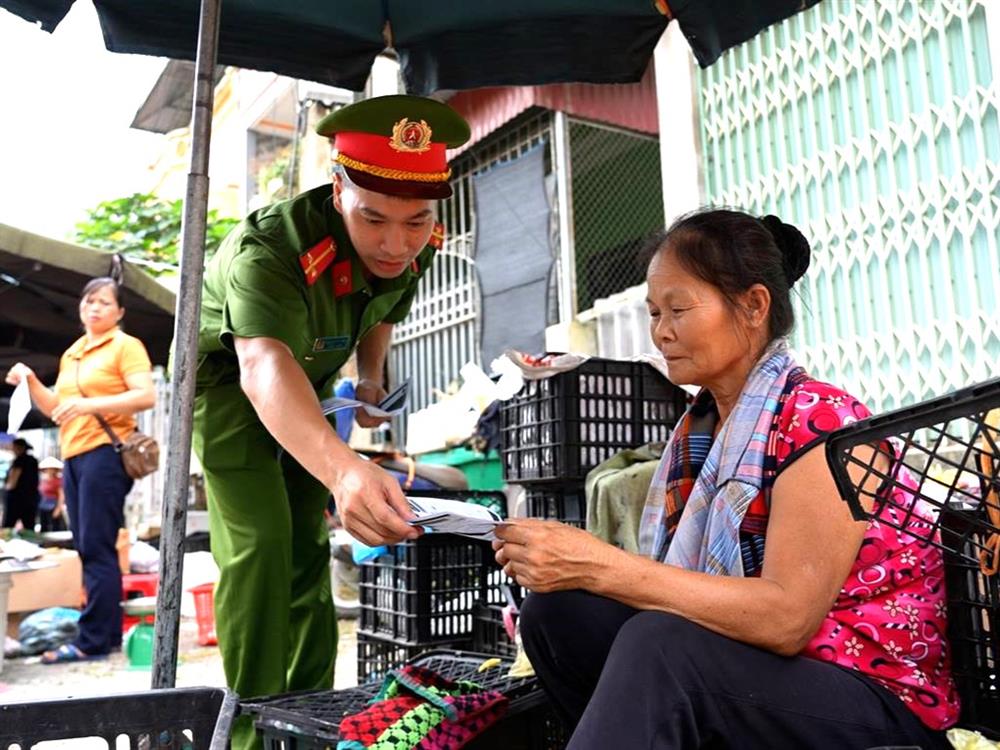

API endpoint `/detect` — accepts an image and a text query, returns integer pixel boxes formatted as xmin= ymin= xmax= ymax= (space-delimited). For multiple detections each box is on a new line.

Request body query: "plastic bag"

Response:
xmin=17 ymin=607 xmax=81 ymax=656
xmin=351 ymin=539 xmax=388 ymax=564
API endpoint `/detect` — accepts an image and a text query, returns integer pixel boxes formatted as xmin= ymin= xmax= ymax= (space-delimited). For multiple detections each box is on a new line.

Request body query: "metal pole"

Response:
xmin=152 ymin=0 xmax=222 ymax=689
xmin=553 ymin=110 xmax=577 ymax=323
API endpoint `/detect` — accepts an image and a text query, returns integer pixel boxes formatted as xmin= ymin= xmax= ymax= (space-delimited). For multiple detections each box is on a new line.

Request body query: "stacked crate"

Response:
xmin=500 ymin=357 xmax=687 ymax=527
xmin=467 ymin=358 xmax=687 ymax=657
xmin=356 ymin=490 xmax=511 ymax=683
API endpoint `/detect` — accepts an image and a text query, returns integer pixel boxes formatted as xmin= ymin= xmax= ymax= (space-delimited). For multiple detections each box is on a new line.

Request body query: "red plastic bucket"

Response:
xmin=189 ymin=583 xmax=218 ymax=646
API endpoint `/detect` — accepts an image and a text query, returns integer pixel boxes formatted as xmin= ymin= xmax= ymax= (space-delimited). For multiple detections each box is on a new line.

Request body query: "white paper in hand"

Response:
xmin=320 ymin=379 xmax=411 ymax=419
xmin=406 ymin=495 xmax=502 ymax=541
xmin=6 ymin=378 xmax=31 ymax=434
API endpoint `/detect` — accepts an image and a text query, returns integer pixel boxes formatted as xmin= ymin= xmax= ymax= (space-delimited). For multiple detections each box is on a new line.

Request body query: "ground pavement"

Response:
xmin=0 ymin=616 xmax=359 ymax=703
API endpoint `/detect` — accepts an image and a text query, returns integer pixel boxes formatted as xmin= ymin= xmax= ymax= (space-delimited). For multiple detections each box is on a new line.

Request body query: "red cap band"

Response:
xmin=334 ymin=132 xmax=448 ymax=175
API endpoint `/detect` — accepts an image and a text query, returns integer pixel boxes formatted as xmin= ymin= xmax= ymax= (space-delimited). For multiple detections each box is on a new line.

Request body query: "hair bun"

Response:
xmin=761 ymin=215 xmax=810 ymax=285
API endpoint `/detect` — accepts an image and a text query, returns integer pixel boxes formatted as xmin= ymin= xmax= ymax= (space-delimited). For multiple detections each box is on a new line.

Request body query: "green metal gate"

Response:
xmin=697 ymin=0 xmax=999 ymax=411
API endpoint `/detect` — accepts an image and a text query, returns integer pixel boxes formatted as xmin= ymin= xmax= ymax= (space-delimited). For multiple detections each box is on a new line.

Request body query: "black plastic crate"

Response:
xmin=826 ymin=376 xmax=1000 ymax=560
xmin=356 ymin=629 xmax=470 ymax=684
xmin=472 ymin=601 xmax=518 ymax=658
xmin=941 ymin=510 xmax=1000 ymax=736
xmin=523 ymin=482 xmax=587 ymax=527
xmin=481 ymin=571 xmax=527 ymax=609
xmin=246 ymin=686 xmax=377 ymax=750
xmin=500 ymin=358 xmax=687 ymax=483
xmin=359 ymin=533 xmax=499 ymax=643
xmin=244 ymin=650 xmax=565 ymax=750
xmin=0 ymin=687 xmax=237 ymax=749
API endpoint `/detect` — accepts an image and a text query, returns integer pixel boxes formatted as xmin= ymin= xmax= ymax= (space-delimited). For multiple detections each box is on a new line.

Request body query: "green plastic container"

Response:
xmin=123 ymin=597 xmax=156 ymax=669
xmin=418 ymin=447 xmax=503 ymax=490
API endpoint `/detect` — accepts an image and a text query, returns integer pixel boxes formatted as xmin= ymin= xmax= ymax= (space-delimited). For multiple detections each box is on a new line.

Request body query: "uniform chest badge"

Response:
xmin=390 ymin=118 xmax=432 ymax=153
xmin=313 ymin=335 xmax=351 ymax=352
xmin=299 ymin=237 xmax=337 ymax=286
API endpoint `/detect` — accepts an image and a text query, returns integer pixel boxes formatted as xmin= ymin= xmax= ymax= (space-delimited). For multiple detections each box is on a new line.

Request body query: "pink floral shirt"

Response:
xmin=766 ymin=381 xmax=960 ymax=730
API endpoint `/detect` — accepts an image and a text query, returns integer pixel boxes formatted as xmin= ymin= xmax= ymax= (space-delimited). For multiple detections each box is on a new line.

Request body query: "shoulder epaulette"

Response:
xmin=299 ymin=236 xmax=337 ymax=286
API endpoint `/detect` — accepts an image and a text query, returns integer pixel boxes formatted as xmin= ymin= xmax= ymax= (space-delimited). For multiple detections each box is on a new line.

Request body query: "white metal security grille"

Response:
xmin=390 ymin=110 xmax=556 ymax=420
xmin=697 ymin=0 xmax=1000 ymax=413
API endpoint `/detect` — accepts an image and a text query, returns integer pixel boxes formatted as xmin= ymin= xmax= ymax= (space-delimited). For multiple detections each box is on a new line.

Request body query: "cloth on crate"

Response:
xmin=337 ymin=664 xmax=508 ymax=750
xmin=638 ymin=339 xmax=795 ymax=571
xmin=584 ymin=442 xmax=665 ymax=553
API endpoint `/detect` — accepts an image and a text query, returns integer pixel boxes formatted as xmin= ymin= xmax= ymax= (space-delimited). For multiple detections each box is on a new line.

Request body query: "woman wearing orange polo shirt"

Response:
xmin=5 ymin=277 xmax=155 ymax=662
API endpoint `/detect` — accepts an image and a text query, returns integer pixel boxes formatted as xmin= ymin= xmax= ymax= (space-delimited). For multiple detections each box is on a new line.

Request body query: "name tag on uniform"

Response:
xmin=313 ymin=335 xmax=351 ymax=352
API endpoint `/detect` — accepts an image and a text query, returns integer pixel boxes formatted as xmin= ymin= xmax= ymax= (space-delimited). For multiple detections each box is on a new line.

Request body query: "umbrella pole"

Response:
xmin=151 ymin=0 xmax=222 ymax=690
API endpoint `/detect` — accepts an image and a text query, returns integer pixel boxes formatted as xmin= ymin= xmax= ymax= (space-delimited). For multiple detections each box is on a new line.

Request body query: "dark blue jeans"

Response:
xmin=63 ymin=444 xmax=133 ymax=655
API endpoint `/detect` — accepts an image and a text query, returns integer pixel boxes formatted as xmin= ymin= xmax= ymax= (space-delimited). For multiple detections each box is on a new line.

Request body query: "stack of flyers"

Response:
xmin=406 ymin=495 xmax=503 ymax=541
xmin=320 ymin=378 xmax=410 ymax=419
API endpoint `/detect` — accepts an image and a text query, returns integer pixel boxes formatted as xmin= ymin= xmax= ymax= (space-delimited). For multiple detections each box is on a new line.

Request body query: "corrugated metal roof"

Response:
xmin=447 ymin=62 xmax=657 ymax=157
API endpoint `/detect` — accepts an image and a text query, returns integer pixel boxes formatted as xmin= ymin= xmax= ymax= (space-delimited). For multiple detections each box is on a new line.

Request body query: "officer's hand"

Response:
xmin=354 ymin=378 xmax=391 ymax=429
xmin=5 ymin=362 xmax=34 ymax=386
xmin=331 ymin=457 xmax=419 ymax=546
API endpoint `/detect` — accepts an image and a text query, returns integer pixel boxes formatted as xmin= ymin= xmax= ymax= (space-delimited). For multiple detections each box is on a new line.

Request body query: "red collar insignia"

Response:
xmin=299 ymin=237 xmax=337 ymax=286
xmin=428 ymin=222 xmax=445 ymax=250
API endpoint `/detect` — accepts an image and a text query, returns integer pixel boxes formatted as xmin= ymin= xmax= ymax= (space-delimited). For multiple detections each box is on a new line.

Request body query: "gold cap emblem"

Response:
xmin=390 ymin=118 xmax=432 ymax=153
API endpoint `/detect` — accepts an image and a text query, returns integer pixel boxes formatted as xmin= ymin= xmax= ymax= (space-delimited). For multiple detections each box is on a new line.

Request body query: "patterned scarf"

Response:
xmin=638 ymin=339 xmax=798 ymax=575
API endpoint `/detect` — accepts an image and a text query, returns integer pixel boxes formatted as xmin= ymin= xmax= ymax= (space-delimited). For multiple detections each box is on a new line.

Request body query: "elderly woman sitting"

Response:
xmin=494 ymin=209 xmax=958 ymax=750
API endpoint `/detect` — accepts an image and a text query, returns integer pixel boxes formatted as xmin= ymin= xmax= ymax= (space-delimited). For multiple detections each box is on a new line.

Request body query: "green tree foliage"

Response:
xmin=73 ymin=193 xmax=239 ymax=275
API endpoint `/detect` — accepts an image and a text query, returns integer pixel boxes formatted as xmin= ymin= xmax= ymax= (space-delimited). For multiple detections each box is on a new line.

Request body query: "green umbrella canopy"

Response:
xmin=0 ymin=0 xmax=818 ymax=94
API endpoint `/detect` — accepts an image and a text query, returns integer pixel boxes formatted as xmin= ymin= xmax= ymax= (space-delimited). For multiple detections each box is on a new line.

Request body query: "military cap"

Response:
xmin=316 ymin=94 xmax=471 ymax=200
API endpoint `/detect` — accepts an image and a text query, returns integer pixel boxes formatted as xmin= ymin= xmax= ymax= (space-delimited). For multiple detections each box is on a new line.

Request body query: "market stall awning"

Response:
xmin=0 ymin=0 xmax=820 ymax=94
xmin=131 ymin=59 xmax=225 ymax=134
xmin=0 ymin=223 xmax=175 ymax=431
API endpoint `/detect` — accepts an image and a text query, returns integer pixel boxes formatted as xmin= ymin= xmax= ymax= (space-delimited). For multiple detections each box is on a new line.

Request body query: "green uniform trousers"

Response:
xmin=194 ymin=382 xmax=337 ymax=750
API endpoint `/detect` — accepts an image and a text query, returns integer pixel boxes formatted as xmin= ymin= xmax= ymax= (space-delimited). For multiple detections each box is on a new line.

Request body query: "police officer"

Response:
xmin=193 ymin=95 xmax=470 ymax=749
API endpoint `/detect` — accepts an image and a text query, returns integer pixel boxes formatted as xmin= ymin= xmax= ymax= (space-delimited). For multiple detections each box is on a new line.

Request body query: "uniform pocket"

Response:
xmin=194 ymin=383 xmax=275 ymax=472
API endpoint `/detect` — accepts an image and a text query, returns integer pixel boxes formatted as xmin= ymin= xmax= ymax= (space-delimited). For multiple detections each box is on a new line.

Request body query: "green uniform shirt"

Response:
xmin=196 ymin=184 xmax=434 ymax=393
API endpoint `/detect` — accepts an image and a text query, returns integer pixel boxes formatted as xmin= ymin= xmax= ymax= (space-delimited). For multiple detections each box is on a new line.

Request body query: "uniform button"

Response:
xmin=339 ymin=275 xmax=348 ymax=284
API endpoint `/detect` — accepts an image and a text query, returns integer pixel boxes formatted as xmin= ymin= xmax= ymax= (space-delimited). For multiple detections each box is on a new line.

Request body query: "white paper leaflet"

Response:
xmin=406 ymin=495 xmax=502 ymax=541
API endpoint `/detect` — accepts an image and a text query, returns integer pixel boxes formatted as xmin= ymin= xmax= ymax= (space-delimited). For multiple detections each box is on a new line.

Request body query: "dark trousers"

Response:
xmin=520 ymin=590 xmax=951 ymax=750
xmin=2 ymin=491 xmax=39 ymax=529
xmin=63 ymin=444 xmax=132 ymax=655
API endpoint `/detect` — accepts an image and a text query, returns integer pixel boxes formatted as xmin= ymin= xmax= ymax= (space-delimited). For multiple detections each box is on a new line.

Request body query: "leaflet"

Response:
xmin=6 ymin=378 xmax=31 ymax=434
xmin=406 ymin=495 xmax=503 ymax=541
xmin=320 ymin=378 xmax=410 ymax=419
